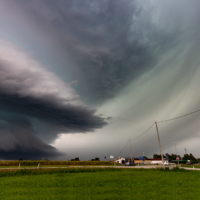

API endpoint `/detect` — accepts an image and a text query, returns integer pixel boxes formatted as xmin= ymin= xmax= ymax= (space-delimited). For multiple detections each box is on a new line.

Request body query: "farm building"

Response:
xmin=114 ymin=157 xmax=125 ymax=164
xmin=114 ymin=157 xmax=169 ymax=165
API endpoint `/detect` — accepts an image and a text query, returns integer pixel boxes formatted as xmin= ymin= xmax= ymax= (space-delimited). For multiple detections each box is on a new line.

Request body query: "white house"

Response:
xmin=114 ymin=157 xmax=125 ymax=164
xmin=150 ymin=159 xmax=169 ymax=165
xmin=114 ymin=157 xmax=169 ymax=165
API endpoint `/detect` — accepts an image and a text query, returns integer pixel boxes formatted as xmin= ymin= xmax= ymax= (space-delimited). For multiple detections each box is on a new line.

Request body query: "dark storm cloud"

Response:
xmin=2 ymin=0 xmax=200 ymax=160
xmin=0 ymin=39 xmax=107 ymax=131
xmin=43 ymin=0 xmax=157 ymax=104
xmin=0 ymin=37 xmax=107 ymax=159
xmin=0 ymin=94 xmax=107 ymax=133
xmin=0 ymin=0 xmax=158 ymax=159
xmin=0 ymin=0 xmax=158 ymax=105
xmin=106 ymin=117 xmax=112 ymax=121
xmin=0 ymin=91 xmax=107 ymax=159
xmin=0 ymin=115 xmax=64 ymax=160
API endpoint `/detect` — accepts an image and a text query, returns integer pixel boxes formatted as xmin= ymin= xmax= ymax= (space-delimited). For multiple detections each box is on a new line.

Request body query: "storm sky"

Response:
xmin=0 ymin=0 xmax=200 ymax=160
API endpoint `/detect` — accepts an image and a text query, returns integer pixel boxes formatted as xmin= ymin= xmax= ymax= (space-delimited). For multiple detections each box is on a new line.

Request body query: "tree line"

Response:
xmin=70 ymin=157 xmax=100 ymax=161
xmin=153 ymin=153 xmax=200 ymax=162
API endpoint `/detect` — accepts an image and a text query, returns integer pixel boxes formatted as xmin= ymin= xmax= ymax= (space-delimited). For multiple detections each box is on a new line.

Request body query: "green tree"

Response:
xmin=153 ymin=154 xmax=166 ymax=159
xmin=182 ymin=154 xmax=197 ymax=162
xmin=169 ymin=154 xmax=178 ymax=160
xmin=165 ymin=154 xmax=181 ymax=160
xmin=153 ymin=154 xmax=161 ymax=159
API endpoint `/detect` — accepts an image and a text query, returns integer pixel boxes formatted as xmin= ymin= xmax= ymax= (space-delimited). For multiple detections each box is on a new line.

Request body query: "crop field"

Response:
xmin=0 ymin=168 xmax=200 ymax=200
xmin=0 ymin=160 xmax=114 ymax=166
xmin=0 ymin=165 xmax=69 ymax=169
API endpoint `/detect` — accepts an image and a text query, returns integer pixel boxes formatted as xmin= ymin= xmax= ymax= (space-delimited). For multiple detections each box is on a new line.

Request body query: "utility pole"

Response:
xmin=173 ymin=141 xmax=177 ymax=155
xmin=173 ymin=141 xmax=179 ymax=166
xmin=184 ymin=148 xmax=187 ymax=155
xmin=155 ymin=122 xmax=164 ymax=168
xmin=143 ymin=152 xmax=145 ymax=164
xmin=120 ymin=151 xmax=121 ymax=158
xmin=129 ymin=139 xmax=132 ymax=162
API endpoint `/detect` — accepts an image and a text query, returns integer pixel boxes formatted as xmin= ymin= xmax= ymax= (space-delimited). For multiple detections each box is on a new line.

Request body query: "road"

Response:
xmin=0 ymin=165 xmax=200 ymax=170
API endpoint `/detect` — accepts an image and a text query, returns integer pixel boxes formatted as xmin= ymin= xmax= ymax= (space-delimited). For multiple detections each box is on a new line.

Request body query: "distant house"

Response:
xmin=114 ymin=157 xmax=125 ymax=164
xmin=150 ymin=158 xmax=168 ymax=164
xmin=115 ymin=157 xmax=169 ymax=165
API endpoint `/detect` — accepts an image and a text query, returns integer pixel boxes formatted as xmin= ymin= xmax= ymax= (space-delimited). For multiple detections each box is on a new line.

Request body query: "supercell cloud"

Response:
xmin=0 ymin=0 xmax=200 ymax=160
xmin=0 ymin=38 xmax=107 ymax=159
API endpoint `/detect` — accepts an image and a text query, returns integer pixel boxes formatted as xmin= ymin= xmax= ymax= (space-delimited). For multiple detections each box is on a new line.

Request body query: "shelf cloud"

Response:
xmin=0 ymin=39 xmax=107 ymax=159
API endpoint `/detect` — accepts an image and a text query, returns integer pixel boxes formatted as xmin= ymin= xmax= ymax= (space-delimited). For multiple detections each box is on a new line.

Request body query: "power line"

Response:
xmin=119 ymin=140 xmax=130 ymax=156
xmin=157 ymin=109 xmax=200 ymax=123
xmin=118 ymin=108 xmax=200 ymax=157
xmin=118 ymin=123 xmax=155 ymax=158
xmin=131 ymin=123 xmax=155 ymax=140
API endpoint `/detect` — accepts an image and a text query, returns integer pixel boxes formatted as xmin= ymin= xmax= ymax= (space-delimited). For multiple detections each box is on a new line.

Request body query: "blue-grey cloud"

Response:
xmin=1 ymin=0 xmax=200 ymax=160
xmin=0 ymin=38 xmax=107 ymax=159
xmin=0 ymin=114 xmax=64 ymax=160
xmin=0 ymin=0 xmax=158 ymax=105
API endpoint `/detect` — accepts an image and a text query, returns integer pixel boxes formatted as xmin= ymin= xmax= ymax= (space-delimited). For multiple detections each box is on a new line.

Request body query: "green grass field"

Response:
xmin=181 ymin=164 xmax=200 ymax=168
xmin=0 ymin=168 xmax=200 ymax=200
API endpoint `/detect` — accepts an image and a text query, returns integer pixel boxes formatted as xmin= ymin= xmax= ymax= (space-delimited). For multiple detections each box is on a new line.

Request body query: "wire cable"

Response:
xmin=131 ymin=123 xmax=155 ymax=141
xmin=119 ymin=140 xmax=130 ymax=156
xmin=157 ymin=109 xmax=200 ymax=123
xmin=118 ymin=123 xmax=155 ymax=158
xmin=118 ymin=108 xmax=200 ymax=158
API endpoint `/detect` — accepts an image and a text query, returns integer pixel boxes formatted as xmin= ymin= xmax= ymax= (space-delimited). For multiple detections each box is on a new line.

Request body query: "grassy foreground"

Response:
xmin=0 ymin=168 xmax=200 ymax=200
xmin=181 ymin=164 xmax=200 ymax=168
